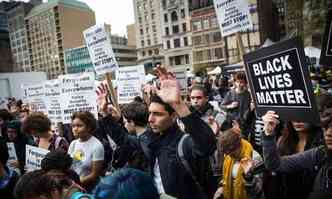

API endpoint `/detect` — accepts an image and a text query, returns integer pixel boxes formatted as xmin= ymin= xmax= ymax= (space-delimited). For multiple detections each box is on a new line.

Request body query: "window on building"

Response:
xmin=139 ymin=17 xmax=142 ymax=24
xmin=171 ymin=11 xmax=178 ymax=22
xmin=152 ymin=25 xmax=157 ymax=32
xmin=174 ymin=38 xmax=181 ymax=48
xmin=154 ymin=49 xmax=159 ymax=55
xmin=141 ymin=40 xmax=145 ymax=47
xmin=195 ymin=51 xmax=203 ymax=62
xmin=213 ymin=32 xmax=222 ymax=42
xmin=210 ymin=17 xmax=218 ymax=28
xmin=140 ymin=29 xmax=144 ymax=35
xmin=146 ymin=27 xmax=149 ymax=33
xmin=203 ymin=18 xmax=209 ymax=29
xmin=204 ymin=34 xmax=210 ymax=44
xmin=167 ymin=40 xmax=171 ymax=49
xmin=181 ymin=9 xmax=185 ymax=18
xmin=174 ymin=56 xmax=181 ymax=65
xmin=192 ymin=21 xmax=202 ymax=31
xmin=147 ymin=39 xmax=151 ymax=45
xmin=215 ymin=48 xmax=223 ymax=59
xmin=184 ymin=37 xmax=188 ymax=46
xmin=148 ymin=50 xmax=153 ymax=56
xmin=151 ymin=13 xmax=155 ymax=20
xmin=192 ymin=36 xmax=202 ymax=45
xmin=165 ymin=27 xmax=169 ymax=35
xmin=142 ymin=51 xmax=146 ymax=56
xmin=164 ymin=14 xmax=168 ymax=22
xmin=185 ymin=54 xmax=189 ymax=64
xmin=182 ymin=23 xmax=187 ymax=32
xmin=172 ymin=25 xmax=179 ymax=34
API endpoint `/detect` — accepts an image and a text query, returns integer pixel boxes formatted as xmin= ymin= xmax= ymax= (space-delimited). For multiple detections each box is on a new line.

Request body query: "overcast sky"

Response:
xmin=3 ymin=0 xmax=135 ymax=36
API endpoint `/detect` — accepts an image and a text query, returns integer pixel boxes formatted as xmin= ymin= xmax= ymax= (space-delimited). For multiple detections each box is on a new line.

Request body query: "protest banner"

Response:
xmin=44 ymin=79 xmax=62 ymax=125
xmin=59 ymin=72 xmax=98 ymax=124
xmin=7 ymin=142 xmax=17 ymax=162
xmin=25 ymin=145 xmax=49 ymax=171
xmin=84 ymin=24 xmax=119 ymax=75
xmin=244 ymin=37 xmax=320 ymax=123
xmin=116 ymin=65 xmax=145 ymax=104
xmin=21 ymin=83 xmax=47 ymax=113
xmin=320 ymin=10 xmax=332 ymax=66
xmin=213 ymin=0 xmax=253 ymax=37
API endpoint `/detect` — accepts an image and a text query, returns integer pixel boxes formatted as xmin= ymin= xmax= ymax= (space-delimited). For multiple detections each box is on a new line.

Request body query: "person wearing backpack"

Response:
xmin=139 ymin=66 xmax=217 ymax=199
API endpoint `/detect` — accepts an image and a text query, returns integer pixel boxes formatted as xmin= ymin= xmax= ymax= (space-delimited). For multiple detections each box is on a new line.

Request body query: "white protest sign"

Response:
xmin=25 ymin=145 xmax=49 ymax=171
xmin=7 ymin=142 xmax=17 ymax=162
xmin=116 ymin=65 xmax=145 ymax=104
xmin=173 ymin=70 xmax=188 ymax=94
xmin=84 ymin=24 xmax=119 ymax=75
xmin=214 ymin=0 xmax=253 ymax=37
xmin=44 ymin=79 xmax=62 ymax=125
xmin=59 ymin=72 xmax=98 ymax=124
xmin=21 ymin=83 xmax=47 ymax=113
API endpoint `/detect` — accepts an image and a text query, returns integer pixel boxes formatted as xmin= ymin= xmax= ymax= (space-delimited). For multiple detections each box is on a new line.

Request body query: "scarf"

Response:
xmin=222 ymin=139 xmax=253 ymax=199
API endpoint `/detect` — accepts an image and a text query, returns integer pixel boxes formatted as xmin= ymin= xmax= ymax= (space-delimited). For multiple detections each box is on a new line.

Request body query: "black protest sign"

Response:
xmin=244 ymin=37 xmax=320 ymax=123
xmin=320 ymin=10 xmax=332 ymax=66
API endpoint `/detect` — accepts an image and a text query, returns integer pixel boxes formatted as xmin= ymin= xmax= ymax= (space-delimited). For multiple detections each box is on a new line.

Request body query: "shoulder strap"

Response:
xmin=55 ymin=136 xmax=62 ymax=150
xmin=177 ymin=133 xmax=202 ymax=188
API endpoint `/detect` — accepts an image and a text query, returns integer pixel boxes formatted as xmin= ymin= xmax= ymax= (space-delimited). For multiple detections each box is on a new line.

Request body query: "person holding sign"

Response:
xmin=0 ymin=137 xmax=19 ymax=199
xmin=22 ymin=112 xmax=69 ymax=152
xmin=68 ymin=111 xmax=104 ymax=191
xmin=261 ymin=97 xmax=332 ymax=199
xmin=6 ymin=120 xmax=34 ymax=174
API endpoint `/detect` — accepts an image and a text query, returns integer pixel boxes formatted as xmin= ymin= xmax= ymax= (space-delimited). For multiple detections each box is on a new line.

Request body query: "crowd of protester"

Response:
xmin=0 ymin=65 xmax=331 ymax=199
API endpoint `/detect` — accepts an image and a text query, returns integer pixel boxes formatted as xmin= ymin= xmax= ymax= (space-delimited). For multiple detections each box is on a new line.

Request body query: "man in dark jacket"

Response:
xmin=140 ymin=66 xmax=217 ymax=199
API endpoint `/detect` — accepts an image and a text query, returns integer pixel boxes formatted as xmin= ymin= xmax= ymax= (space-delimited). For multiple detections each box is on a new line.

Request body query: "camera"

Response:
xmin=243 ymin=161 xmax=266 ymax=182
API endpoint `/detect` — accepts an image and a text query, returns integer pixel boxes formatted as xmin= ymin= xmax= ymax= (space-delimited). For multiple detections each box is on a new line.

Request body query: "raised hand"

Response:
xmin=96 ymin=82 xmax=109 ymax=115
xmin=262 ymin=111 xmax=279 ymax=136
xmin=154 ymin=65 xmax=181 ymax=106
xmin=153 ymin=65 xmax=190 ymax=117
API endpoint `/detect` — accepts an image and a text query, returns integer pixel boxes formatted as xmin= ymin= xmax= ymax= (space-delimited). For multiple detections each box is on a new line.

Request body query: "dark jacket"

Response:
xmin=140 ymin=113 xmax=216 ymax=199
xmin=262 ymin=134 xmax=329 ymax=199
xmin=0 ymin=166 xmax=19 ymax=199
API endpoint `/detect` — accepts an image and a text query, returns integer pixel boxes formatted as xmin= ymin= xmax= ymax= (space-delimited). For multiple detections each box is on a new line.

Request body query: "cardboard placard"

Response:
xmin=25 ymin=145 xmax=49 ymax=171
xmin=244 ymin=37 xmax=319 ymax=123
xmin=84 ymin=24 xmax=119 ymax=75
xmin=320 ymin=11 xmax=332 ymax=66
xmin=44 ymin=79 xmax=62 ymax=125
xmin=59 ymin=72 xmax=98 ymax=124
xmin=214 ymin=0 xmax=253 ymax=37
xmin=116 ymin=65 xmax=145 ymax=104
xmin=21 ymin=83 xmax=47 ymax=113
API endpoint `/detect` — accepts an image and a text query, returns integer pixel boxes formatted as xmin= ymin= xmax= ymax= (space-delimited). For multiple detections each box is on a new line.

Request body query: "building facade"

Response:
xmin=190 ymin=0 xmax=278 ymax=72
xmin=0 ymin=1 xmax=20 ymax=72
xmin=64 ymin=35 xmax=137 ymax=74
xmin=191 ymin=5 xmax=227 ymax=72
xmin=7 ymin=1 xmax=41 ymax=72
xmin=133 ymin=0 xmax=164 ymax=73
xmin=25 ymin=0 xmax=95 ymax=79
xmin=161 ymin=0 xmax=192 ymax=73
xmin=127 ymin=23 xmax=136 ymax=47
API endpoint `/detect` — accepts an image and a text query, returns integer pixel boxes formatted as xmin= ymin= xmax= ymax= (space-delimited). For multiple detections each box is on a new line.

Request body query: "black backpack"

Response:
xmin=177 ymin=134 xmax=215 ymax=199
